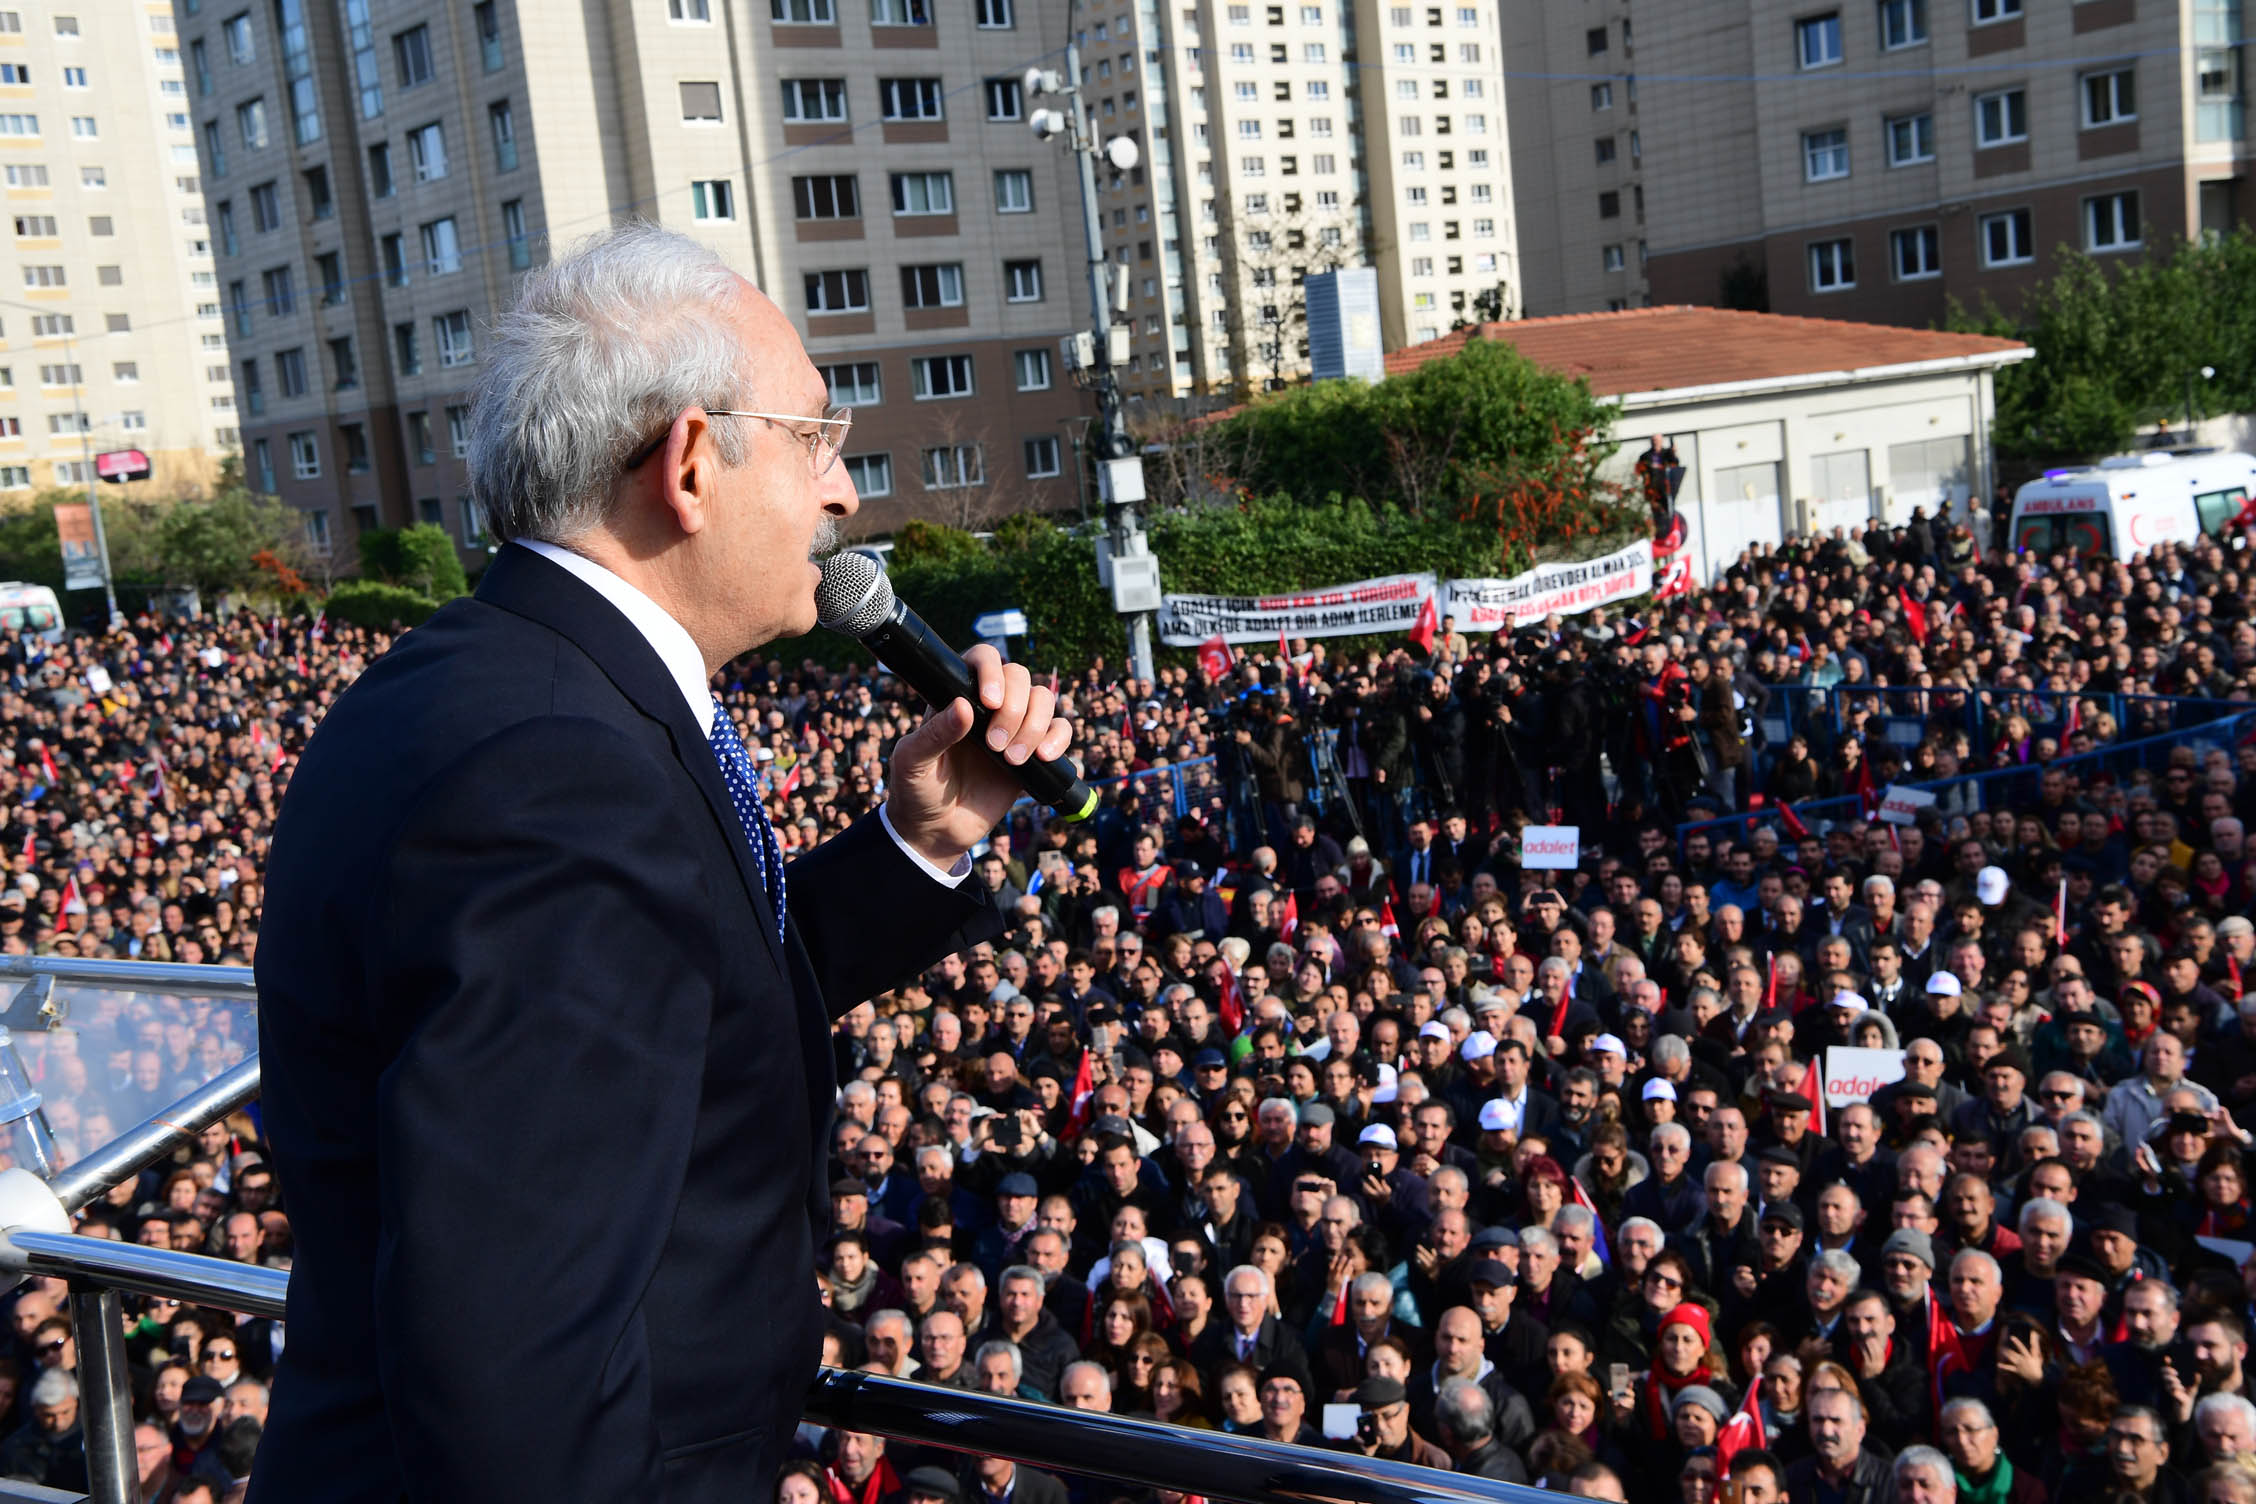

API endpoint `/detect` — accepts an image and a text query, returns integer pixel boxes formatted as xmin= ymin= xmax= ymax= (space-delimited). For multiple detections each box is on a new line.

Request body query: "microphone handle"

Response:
xmin=864 ymin=600 xmax=1099 ymax=822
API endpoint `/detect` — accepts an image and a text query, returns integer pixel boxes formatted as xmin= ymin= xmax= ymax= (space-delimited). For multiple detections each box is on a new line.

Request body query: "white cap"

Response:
xmin=1462 ymin=1031 xmax=1498 ymax=1062
xmin=1359 ymin=1124 xmax=1398 ymax=1150
xmin=1976 ymin=866 xmax=2009 ymax=906
xmin=1828 ymin=989 xmax=1869 ymax=1013
xmin=1926 ymin=972 xmax=1963 ymax=997
xmin=1591 ymin=1034 xmax=1627 ymax=1058
xmin=1371 ymin=1063 xmax=1400 ymax=1105
xmin=1419 ymin=1020 xmax=1454 ymax=1043
xmin=1642 ymin=1078 xmax=1678 ymax=1102
xmin=1478 ymin=1098 xmax=1521 ymax=1133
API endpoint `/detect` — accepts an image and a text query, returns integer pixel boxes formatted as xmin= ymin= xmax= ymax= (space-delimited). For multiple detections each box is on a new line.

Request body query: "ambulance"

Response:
xmin=0 ymin=583 xmax=62 ymax=643
xmin=2007 ymin=449 xmax=2256 ymax=563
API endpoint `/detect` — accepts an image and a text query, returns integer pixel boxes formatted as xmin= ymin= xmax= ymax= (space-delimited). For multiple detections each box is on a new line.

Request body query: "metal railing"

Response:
xmin=0 ymin=957 xmax=1548 ymax=1504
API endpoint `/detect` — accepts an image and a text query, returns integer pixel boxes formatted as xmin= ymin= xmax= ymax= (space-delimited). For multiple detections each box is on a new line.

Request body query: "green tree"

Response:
xmin=152 ymin=486 xmax=301 ymax=599
xmin=359 ymin=523 xmax=468 ymax=599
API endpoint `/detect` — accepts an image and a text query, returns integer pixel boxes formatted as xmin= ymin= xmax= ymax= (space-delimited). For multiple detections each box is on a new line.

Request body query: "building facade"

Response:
xmin=1500 ymin=0 xmax=1647 ymax=316
xmin=1510 ymin=0 xmax=2251 ymax=324
xmin=0 ymin=2 xmax=231 ymax=499
xmin=180 ymin=0 xmax=1100 ymax=554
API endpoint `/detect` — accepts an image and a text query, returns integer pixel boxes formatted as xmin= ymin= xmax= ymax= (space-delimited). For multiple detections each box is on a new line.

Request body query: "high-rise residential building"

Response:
xmin=0 ymin=2 xmax=232 ymax=497
xmin=1501 ymin=0 xmax=1647 ymax=316
xmin=1068 ymin=0 xmax=1518 ymax=402
xmin=1510 ymin=0 xmax=2247 ymax=325
xmin=181 ymin=0 xmax=1093 ymax=552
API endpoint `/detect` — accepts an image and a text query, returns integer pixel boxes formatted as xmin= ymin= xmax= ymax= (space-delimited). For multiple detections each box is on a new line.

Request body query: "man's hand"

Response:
xmin=887 ymin=645 xmax=1073 ymax=870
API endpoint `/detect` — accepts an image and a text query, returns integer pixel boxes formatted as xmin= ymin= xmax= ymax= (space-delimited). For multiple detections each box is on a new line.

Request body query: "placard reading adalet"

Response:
xmin=1876 ymin=784 xmax=1936 ymax=826
xmin=1823 ymin=1046 xmax=1907 ymax=1107
xmin=1520 ymin=825 xmax=1581 ymax=869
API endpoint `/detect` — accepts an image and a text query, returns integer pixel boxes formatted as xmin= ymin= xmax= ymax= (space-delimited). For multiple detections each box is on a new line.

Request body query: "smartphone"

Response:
xmin=1320 ymin=1404 xmax=1361 ymax=1441
xmin=993 ymin=1117 xmax=1021 ymax=1150
xmin=1607 ymin=1363 xmax=1631 ymax=1401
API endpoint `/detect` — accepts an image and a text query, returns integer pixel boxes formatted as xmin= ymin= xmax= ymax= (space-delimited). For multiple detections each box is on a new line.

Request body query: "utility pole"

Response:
xmin=67 ymin=330 xmax=119 ymax=627
xmin=1025 ymin=8 xmax=1158 ymax=684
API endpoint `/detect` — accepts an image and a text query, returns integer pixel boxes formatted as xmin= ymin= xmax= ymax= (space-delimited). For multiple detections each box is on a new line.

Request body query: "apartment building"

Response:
xmin=0 ymin=3 xmax=230 ymax=498
xmin=180 ymin=0 xmax=1091 ymax=553
xmin=1066 ymin=0 xmax=1517 ymax=402
xmin=1515 ymin=0 xmax=2248 ymax=325
xmin=1501 ymin=0 xmax=1647 ymax=315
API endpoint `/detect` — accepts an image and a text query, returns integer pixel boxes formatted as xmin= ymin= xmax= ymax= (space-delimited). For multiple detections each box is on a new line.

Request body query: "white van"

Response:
xmin=0 ymin=583 xmax=62 ymax=643
xmin=2007 ymin=450 xmax=2256 ymax=563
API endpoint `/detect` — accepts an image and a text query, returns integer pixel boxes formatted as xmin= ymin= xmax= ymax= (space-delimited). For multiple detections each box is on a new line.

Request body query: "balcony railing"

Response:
xmin=0 ymin=957 xmax=1550 ymax=1504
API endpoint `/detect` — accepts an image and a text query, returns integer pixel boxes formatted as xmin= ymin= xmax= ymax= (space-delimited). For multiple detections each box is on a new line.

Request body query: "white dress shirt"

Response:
xmin=516 ymin=539 xmax=967 ymax=886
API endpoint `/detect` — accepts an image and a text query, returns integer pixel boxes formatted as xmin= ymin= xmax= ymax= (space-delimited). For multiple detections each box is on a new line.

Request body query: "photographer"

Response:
xmin=1335 ymin=1376 xmax=1451 ymax=1470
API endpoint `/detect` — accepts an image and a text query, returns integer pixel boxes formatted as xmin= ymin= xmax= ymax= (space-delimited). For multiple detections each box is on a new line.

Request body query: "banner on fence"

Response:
xmin=1156 ymin=572 xmax=1437 ymax=646
xmin=1444 ymin=540 xmax=1655 ymax=630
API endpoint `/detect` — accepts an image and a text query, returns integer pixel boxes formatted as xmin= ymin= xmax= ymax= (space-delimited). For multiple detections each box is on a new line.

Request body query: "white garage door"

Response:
xmin=1807 ymin=449 xmax=1873 ymax=537
xmin=1886 ymin=437 xmax=1971 ymax=526
xmin=1705 ymin=461 xmax=1784 ymax=576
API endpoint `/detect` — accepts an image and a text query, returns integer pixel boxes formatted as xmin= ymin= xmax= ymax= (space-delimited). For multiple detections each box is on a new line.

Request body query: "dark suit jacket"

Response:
xmin=1189 ymin=1314 xmax=1314 ymax=1395
xmin=248 ymin=547 xmax=996 ymax=1503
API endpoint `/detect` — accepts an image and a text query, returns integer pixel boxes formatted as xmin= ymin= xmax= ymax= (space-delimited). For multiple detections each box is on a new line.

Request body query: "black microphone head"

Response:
xmin=815 ymin=550 xmax=894 ymax=636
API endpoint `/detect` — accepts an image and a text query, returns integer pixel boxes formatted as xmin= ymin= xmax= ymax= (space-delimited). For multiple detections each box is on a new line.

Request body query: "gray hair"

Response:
xmin=1435 ymin=1377 xmax=1495 ymax=1445
xmin=468 ymin=222 xmax=756 ymax=542
xmin=1060 ymin=1360 xmax=1113 ymax=1398
xmin=2198 ymin=1392 xmax=2256 ymax=1437
xmin=1893 ymin=1445 xmax=1954 ymax=1494
xmin=1350 ymin=1272 xmax=1393 ymax=1303
xmin=1810 ymin=1249 xmax=1861 ymax=1284
xmin=1704 ymin=1159 xmax=1749 ymax=1192
xmin=1517 ymin=1226 xmax=1559 ymax=1258
xmin=840 ymin=1081 xmax=877 ymax=1108
xmin=1617 ymin=1217 xmax=1662 ymax=1248
xmin=1257 ymin=1097 xmax=1299 ymax=1127
xmin=1652 ymin=1035 xmax=1690 ymax=1067
xmin=972 ymin=1339 xmax=1025 ymax=1383
xmin=1089 ymin=905 xmax=1120 ymax=928
xmin=1650 ymin=1122 xmax=1691 ymax=1155
xmin=999 ymin=1265 xmax=1046 ymax=1294
xmin=1225 ymin=1263 xmax=1273 ymax=1298
xmin=866 ymin=1308 xmax=914 ymax=1343
xmin=1949 ymin=1248 xmax=2001 ymax=1284
xmin=1555 ymin=1203 xmax=1595 ymax=1235
xmin=1431 ymin=1166 xmax=1469 ymax=1198
xmin=1939 ymin=1397 xmax=1995 ymax=1431
xmin=2017 ymin=1196 xmax=2071 ymax=1236
xmin=27 ymin=1368 xmax=74 ymax=1407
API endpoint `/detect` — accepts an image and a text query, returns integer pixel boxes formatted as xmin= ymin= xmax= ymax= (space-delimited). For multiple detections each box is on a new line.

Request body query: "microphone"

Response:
xmin=815 ymin=551 xmax=1097 ymax=822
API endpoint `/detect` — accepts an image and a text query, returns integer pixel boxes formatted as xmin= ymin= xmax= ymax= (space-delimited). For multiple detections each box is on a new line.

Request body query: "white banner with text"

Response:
xmin=1156 ymin=573 xmax=1437 ymax=646
xmin=1442 ymin=540 xmax=1656 ymax=631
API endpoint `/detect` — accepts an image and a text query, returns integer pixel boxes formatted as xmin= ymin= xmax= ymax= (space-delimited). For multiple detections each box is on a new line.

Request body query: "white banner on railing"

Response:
xmin=1443 ymin=539 xmax=1655 ymax=631
xmin=1156 ymin=572 xmax=1437 ymax=646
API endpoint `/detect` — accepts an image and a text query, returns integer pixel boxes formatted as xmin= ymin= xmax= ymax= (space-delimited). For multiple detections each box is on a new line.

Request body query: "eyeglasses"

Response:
xmin=33 ymin=1339 xmax=64 ymax=1356
xmin=205 ymin=1348 xmax=236 ymax=1361
xmin=623 ymin=405 xmax=854 ymax=476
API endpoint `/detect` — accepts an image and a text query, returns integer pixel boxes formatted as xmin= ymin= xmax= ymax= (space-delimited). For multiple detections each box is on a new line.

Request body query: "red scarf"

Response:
xmin=828 ymin=1460 xmax=902 ymax=1504
xmin=1644 ymin=1357 xmax=1716 ymax=1440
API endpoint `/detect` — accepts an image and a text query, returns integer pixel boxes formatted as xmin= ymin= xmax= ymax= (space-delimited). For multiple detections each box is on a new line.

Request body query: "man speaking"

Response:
xmin=247 ymin=224 xmax=1069 ymax=1502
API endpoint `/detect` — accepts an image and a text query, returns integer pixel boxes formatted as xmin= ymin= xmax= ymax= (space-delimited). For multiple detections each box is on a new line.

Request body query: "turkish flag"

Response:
xmin=1716 ymin=1379 xmax=1766 ymax=1474
xmin=1278 ymin=891 xmax=1299 ymax=943
xmin=1797 ymin=1054 xmax=1826 ymax=1137
xmin=1217 ymin=965 xmax=1246 ymax=1035
xmin=1409 ymin=592 xmax=1439 ymax=655
xmin=1655 ymin=553 xmax=1694 ymax=601
xmin=1928 ymin=1293 xmax=1968 ymax=1417
xmin=1900 ymin=587 xmax=1929 ymax=644
xmin=1063 ymin=1049 xmax=1096 ymax=1138
xmin=1196 ymin=633 xmax=1233 ymax=681
xmin=1378 ymin=899 xmax=1400 ymax=939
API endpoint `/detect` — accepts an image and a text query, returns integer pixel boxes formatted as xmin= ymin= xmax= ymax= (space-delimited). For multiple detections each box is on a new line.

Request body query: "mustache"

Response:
xmin=810 ymin=515 xmax=843 ymax=558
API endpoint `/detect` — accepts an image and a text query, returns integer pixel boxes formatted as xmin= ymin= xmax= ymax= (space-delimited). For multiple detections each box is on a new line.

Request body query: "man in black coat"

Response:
xmin=249 ymin=225 xmax=1072 ymax=1504
xmin=1190 ymin=1266 xmax=1314 ymax=1395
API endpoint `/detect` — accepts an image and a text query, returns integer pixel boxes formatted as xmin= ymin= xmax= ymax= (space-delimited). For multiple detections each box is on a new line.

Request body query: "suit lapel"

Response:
xmin=475 ymin=546 xmax=787 ymax=974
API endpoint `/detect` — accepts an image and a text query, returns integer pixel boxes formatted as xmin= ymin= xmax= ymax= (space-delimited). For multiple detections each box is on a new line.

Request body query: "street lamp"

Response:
xmin=0 ymin=294 xmax=120 ymax=625
xmin=2187 ymin=364 xmax=2217 ymax=438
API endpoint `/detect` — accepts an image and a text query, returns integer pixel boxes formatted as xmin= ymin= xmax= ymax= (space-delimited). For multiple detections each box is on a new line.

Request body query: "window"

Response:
xmin=1598 ymin=190 xmax=1620 ymax=218
xmin=1891 ymin=224 xmax=1941 ymax=279
xmin=994 ymin=169 xmax=1033 ymax=212
xmin=36 ymin=364 xmax=79 ymax=387
xmin=262 ymin=264 xmax=294 ymax=313
xmin=317 ymin=251 xmax=344 ymax=304
xmin=804 ymin=268 xmax=871 ymax=312
xmin=95 ymin=264 xmax=120 ymax=286
xmin=1975 ymin=88 xmax=2026 ymax=146
xmin=1595 ymin=136 xmax=1616 ymax=165
xmin=822 ymin=362 xmax=881 ymax=405
xmin=900 ymin=263 xmax=964 ymax=308
xmin=448 ymin=406 xmax=472 ymax=457
xmin=1004 ymin=259 xmax=1043 ymax=301
xmin=224 ymin=12 xmax=254 ymax=62
xmin=394 ymin=24 xmax=433 ymax=87
xmin=843 ymin=453 xmax=891 ymax=497
xmin=249 ymin=180 xmax=280 ymax=230
xmin=679 ymin=82 xmax=723 ymax=123
xmin=110 ymin=360 xmax=134 ymax=378
xmin=2086 ymin=190 xmax=2139 ymax=250
xmin=691 ymin=179 xmax=735 ymax=220
xmin=879 ymin=78 xmax=943 ymax=121
xmin=1602 ymin=244 xmax=1625 ymax=271
xmin=2 ymin=164 xmax=42 ymax=185
xmin=792 ymin=173 xmax=859 ymax=218
xmin=1886 ymin=111 xmax=1935 ymax=164
xmin=911 ymin=354 xmax=974 ymax=398
xmin=890 ymin=170 xmax=953 ymax=214
xmin=1590 ymin=82 xmax=1612 ymax=110
xmin=289 ymin=430 xmax=320 ymax=479
xmin=392 ymin=319 xmax=422 ymax=375
xmin=329 ymin=336 xmax=359 ymax=391
xmin=1024 ymin=436 xmax=1061 ymax=477
xmin=216 ymin=201 xmax=238 ymax=254
xmin=368 ymin=141 xmax=393 ymax=196
xmin=773 ymin=0 xmax=836 ymax=20
xmin=1809 ymin=237 xmax=1855 ymax=290
xmin=241 ymin=360 xmax=265 ymax=415
xmin=407 ymin=121 xmax=448 ymax=181
xmin=2082 ymin=67 xmax=2135 ymax=127
xmin=346 ymin=0 xmax=383 ymax=115
xmin=229 ymin=279 xmax=252 ymax=335
xmin=476 ymin=1 xmax=503 ymax=71
xmin=1803 ymin=127 xmax=1849 ymax=180
xmin=489 ymin=100 xmax=516 ymax=170
xmin=784 ymin=78 xmax=848 ymax=122
xmin=921 ymin=443 xmax=982 ymax=487
xmin=0 ymin=64 xmax=26 ymax=84
xmin=420 ymin=216 xmax=461 ymax=275
xmin=977 ymin=0 xmax=1013 ymax=24
xmin=1796 ymin=14 xmax=1842 ymax=68
xmin=407 ymin=410 xmax=435 ymax=464
xmin=235 ymin=97 xmax=266 ymax=148
xmin=19 ymin=264 xmax=61 ymax=288
xmin=871 ymin=0 xmax=930 ymax=21
xmin=275 ymin=346 xmax=308 ymax=399
xmin=1014 ymin=348 xmax=1051 ymax=390
xmin=1879 ymin=0 xmax=1926 ymax=48
xmin=10 ymin=215 xmax=50 ymax=238
xmin=382 ymin=233 xmax=408 ymax=286
xmin=502 ymin=198 xmax=529 ymax=269
xmin=0 ymin=470 xmax=26 ymax=490
xmin=985 ymin=78 xmax=1022 ymax=120
xmin=1972 ymin=0 xmax=2019 ymax=20
xmin=435 ymin=310 xmax=475 ymax=367
xmin=26 ymin=312 xmax=66 ymax=333
xmin=670 ymin=0 xmax=712 ymax=16
xmin=1980 ymin=207 xmax=2033 ymax=265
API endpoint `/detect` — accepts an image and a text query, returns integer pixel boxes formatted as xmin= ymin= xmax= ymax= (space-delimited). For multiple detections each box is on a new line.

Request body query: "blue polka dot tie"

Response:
xmin=708 ymin=698 xmax=786 ymax=943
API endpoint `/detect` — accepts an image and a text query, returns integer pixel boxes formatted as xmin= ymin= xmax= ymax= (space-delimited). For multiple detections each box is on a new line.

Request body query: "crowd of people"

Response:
xmin=0 ymin=505 xmax=2253 ymax=1501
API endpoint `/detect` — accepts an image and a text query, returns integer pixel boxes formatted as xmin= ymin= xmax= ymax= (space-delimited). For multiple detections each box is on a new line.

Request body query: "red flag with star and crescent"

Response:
xmin=1277 ymin=890 xmax=1299 ymax=943
xmin=1196 ymin=634 xmax=1233 ymax=682
xmin=1717 ymin=1378 xmax=1766 ymax=1474
xmin=1409 ymin=592 xmax=1439 ymax=656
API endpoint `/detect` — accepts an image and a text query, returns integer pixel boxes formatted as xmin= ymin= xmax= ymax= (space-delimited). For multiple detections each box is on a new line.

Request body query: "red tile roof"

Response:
xmin=1381 ymin=305 xmax=2029 ymax=395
